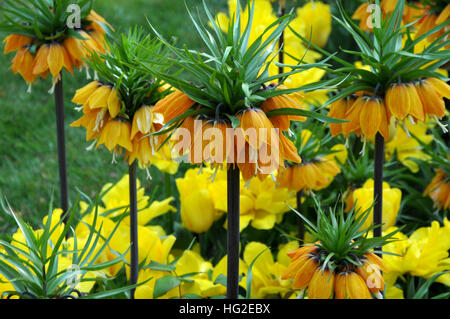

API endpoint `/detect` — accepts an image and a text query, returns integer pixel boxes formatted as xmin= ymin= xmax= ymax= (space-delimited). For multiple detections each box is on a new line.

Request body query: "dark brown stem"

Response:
xmin=373 ymin=133 xmax=384 ymax=257
xmin=54 ymin=75 xmax=69 ymax=222
xmin=227 ymin=165 xmax=240 ymax=299
xmin=129 ymin=161 xmax=139 ymax=299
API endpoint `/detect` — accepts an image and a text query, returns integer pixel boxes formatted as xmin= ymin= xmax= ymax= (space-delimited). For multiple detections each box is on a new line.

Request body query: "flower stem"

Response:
xmin=373 ymin=133 xmax=384 ymax=257
xmin=227 ymin=165 xmax=240 ymax=299
xmin=129 ymin=161 xmax=139 ymax=299
xmin=277 ymin=3 xmax=286 ymax=77
xmin=296 ymin=190 xmax=304 ymax=242
xmin=54 ymin=75 xmax=69 ymax=222
xmin=164 ymin=172 xmax=174 ymax=234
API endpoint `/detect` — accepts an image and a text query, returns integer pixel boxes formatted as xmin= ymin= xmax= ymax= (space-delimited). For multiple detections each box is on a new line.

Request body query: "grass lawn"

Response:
xmin=0 ymin=0 xmax=227 ymax=232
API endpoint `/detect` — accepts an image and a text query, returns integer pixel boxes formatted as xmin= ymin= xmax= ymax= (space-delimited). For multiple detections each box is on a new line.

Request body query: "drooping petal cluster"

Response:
xmin=4 ymin=10 xmax=110 ymax=87
xmin=330 ymin=95 xmax=390 ymax=140
xmin=71 ymin=81 xmax=175 ymax=168
xmin=424 ymin=169 xmax=450 ymax=210
xmin=329 ymin=77 xmax=449 ymax=140
xmin=282 ymin=243 xmax=385 ymax=299
xmin=385 ymin=78 xmax=449 ymax=124
xmin=159 ymin=87 xmax=305 ymax=180
xmin=278 ymin=143 xmax=347 ymax=193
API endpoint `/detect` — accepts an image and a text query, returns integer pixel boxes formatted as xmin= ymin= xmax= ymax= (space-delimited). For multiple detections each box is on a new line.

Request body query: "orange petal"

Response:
xmin=72 ymin=81 xmax=101 ymax=106
xmin=385 ymin=84 xmax=410 ymax=120
xmin=406 ymin=83 xmax=425 ymax=121
xmin=426 ymin=77 xmax=450 ymax=99
xmin=87 ymin=85 xmax=112 ymax=109
xmin=328 ymin=98 xmax=348 ymax=136
xmin=360 ymin=98 xmax=381 ymax=138
xmin=61 ymin=45 xmax=74 ymax=75
xmin=32 ymin=44 xmax=50 ymax=75
xmin=344 ymin=96 xmax=366 ymax=135
xmin=11 ymin=49 xmax=25 ymax=74
xmin=279 ymin=134 xmax=301 ymax=163
xmin=47 ymin=44 xmax=64 ymax=76
xmin=19 ymin=50 xmax=37 ymax=84
xmin=108 ymin=88 xmax=122 ymax=118
xmin=416 ymin=81 xmax=445 ymax=118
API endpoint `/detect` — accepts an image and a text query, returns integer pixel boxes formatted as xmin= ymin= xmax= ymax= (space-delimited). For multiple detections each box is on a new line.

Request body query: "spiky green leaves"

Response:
xmin=86 ymin=27 xmax=172 ymax=117
xmin=291 ymin=196 xmax=399 ymax=272
xmin=292 ymin=0 xmax=450 ymax=105
xmin=0 ymin=0 xmax=107 ymax=42
xmin=139 ymin=0 xmax=333 ymax=116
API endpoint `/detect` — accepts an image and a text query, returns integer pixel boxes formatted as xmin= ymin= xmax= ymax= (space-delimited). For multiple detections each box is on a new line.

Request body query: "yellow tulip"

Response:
xmin=180 ymin=189 xmax=216 ymax=233
xmin=295 ymin=1 xmax=332 ymax=48
xmin=97 ymin=174 xmax=175 ymax=225
xmin=242 ymin=242 xmax=292 ymax=298
xmin=177 ymin=166 xmax=296 ymax=233
xmin=352 ymin=179 xmax=402 ymax=231
xmin=383 ymin=219 xmax=450 ymax=289
xmin=175 ymin=251 xmax=226 ymax=297
xmin=212 ymin=255 xmax=248 ymax=290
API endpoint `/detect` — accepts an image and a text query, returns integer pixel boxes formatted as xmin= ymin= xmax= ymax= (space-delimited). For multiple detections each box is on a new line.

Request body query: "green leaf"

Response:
xmin=82 ymin=279 xmax=150 ymax=299
xmin=413 ymin=271 xmax=450 ymax=299
xmin=144 ymin=261 xmax=176 ymax=272
xmin=246 ymin=247 xmax=269 ymax=299
xmin=214 ymin=273 xmax=227 ymax=287
xmin=153 ymin=275 xmax=182 ymax=299
xmin=265 ymin=108 xmax=348 ymax=124
xmin=225 ymin=114 xmax=241 ymax=128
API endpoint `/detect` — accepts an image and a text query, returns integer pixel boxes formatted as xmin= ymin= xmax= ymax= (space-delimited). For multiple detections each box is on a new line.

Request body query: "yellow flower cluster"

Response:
xmin=383 ymin=219 xmax=450 ymax=299
xmin=135 ymin=240 xmax=298 ymax=299
xmin=136 ymin=250 xmax=232 ymax=299
xmin=215 ymin=0 xmax=332 ymax=105
xmin=76 ymin=174 xmax=177 ymax=278
xmin=243 ymin=241 xmax=297 ymax=298
xmin=176 ymin=166 xmax=297 ymax=233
